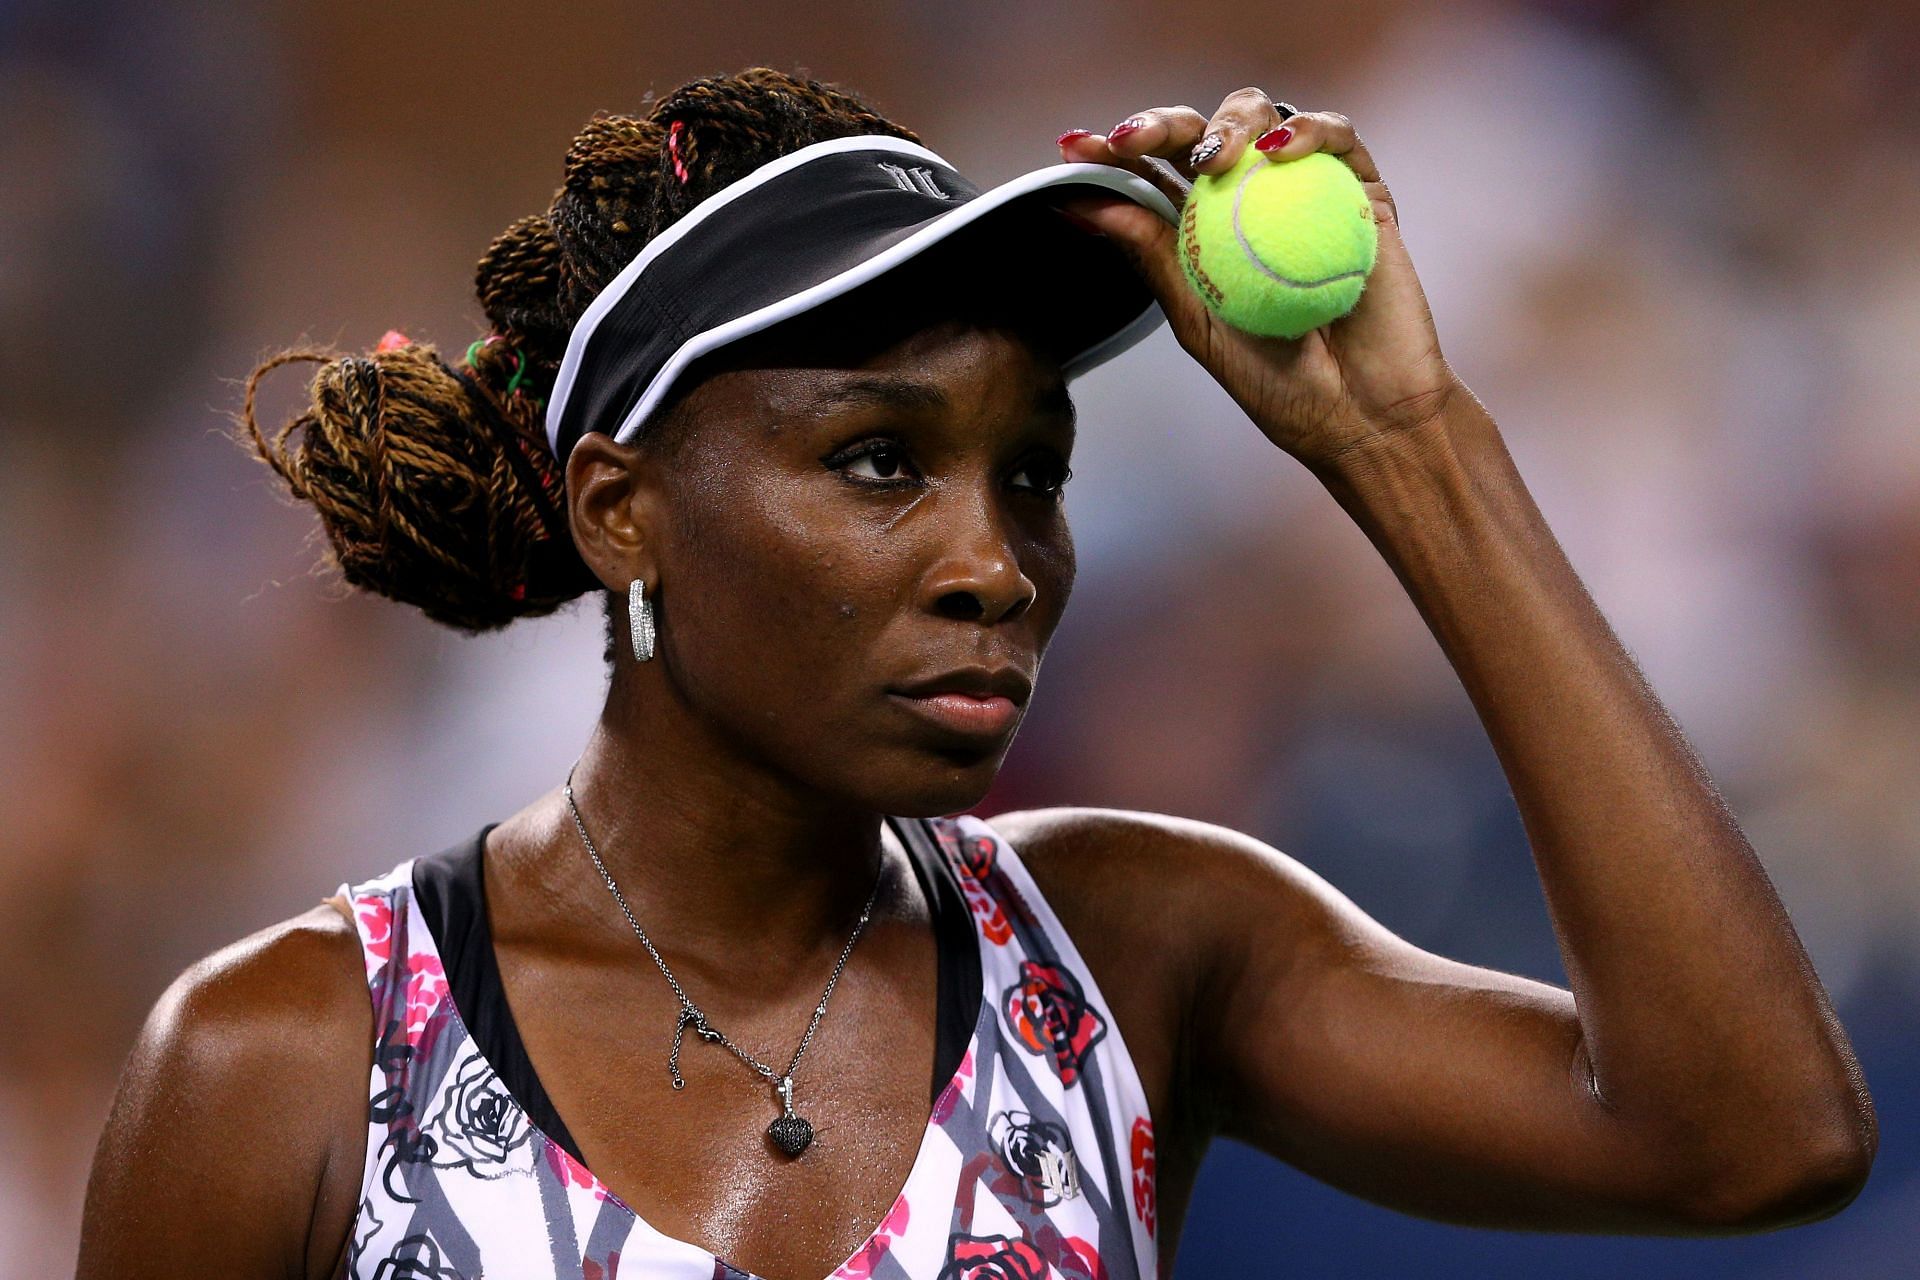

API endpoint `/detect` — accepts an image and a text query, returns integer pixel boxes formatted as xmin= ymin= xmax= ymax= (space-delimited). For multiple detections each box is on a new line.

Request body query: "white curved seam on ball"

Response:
xmin=1231 ymin=156 xmax=1370 ymax=289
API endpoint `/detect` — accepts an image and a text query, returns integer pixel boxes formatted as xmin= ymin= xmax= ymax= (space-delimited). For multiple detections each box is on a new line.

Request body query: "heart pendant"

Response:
xmin=768 ymin=1112 xmax=814 ymax=1156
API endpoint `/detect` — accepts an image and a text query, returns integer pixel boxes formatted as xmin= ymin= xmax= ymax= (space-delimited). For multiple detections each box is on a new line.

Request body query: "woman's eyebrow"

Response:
xmin=809 ymin=375 xmax=951 ymax=416
xmin=809 ymin=374 xmax=1076 ymax=433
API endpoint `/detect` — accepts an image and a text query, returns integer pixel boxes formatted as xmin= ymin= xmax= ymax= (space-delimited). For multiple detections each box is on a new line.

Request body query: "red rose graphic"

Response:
xmin=960 ymin=873 xmax=1015 ymax=946
xmin=1003 ymin=961 xmax=1107 ymax=1087
xmin=935 ymin=821 xmax=1002 ymax=880
xmin=356 ymin=895 xmax=394 ymax=962
xmin=957 ymin=834 xmax=998 ymax=879
xmin=831 ymin=1193 xmax=909 ymax=1278
xmin=938 ymin=1234 xmax=1047 ymax=1280
xmin=402 ymin=956 xmax=448 ymax=1047
xmin=542 ymin=1135 xmax=612 ymax=1201
xmin=1130 ymin=1116 xmax=1157 ymax=1237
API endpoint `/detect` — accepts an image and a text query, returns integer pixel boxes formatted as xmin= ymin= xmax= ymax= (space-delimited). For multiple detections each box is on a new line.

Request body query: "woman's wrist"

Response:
xmin=1304 ymin=379 xmax=1495 ymax=509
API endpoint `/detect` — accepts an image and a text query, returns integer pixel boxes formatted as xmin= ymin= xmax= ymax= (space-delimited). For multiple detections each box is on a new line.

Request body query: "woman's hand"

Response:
xmin=1057 ymin=90 xmax=1463 ymax=474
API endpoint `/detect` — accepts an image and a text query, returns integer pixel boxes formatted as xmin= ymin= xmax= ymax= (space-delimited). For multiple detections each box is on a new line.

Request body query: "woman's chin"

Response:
xmin=860 ymin=744 xmax=1007 ymax=818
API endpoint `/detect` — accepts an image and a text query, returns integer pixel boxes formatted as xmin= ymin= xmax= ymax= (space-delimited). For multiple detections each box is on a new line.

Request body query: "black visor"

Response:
xmin=544 ymin=134 xmax=1179 ymax=459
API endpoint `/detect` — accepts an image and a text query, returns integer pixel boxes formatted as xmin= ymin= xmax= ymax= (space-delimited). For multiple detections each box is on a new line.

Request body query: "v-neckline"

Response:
xmin=417 ymin=813 xmax=992 ymax=1280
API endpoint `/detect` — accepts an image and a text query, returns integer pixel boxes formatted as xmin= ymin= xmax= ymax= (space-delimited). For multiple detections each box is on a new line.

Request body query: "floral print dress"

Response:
xmin=337 ymin=812 xmax=1159 ymax=1279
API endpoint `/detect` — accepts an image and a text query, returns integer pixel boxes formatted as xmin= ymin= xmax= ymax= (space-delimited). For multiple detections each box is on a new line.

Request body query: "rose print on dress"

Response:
xmin=423 ymin=1053 xmax=535 ymax=1178
xmin=356 ymin=894 xmax=395 ymax=962
xmin=370 ymin=1232 xmax=459 ymax=1279
xmin=938 ymin=819 xmax=1038 ymax=938
xmin=541 ymin=1134 xmax=614 ymax=1202
xmin=1129 ymin=1117 xmax=1156 ymax=1238
xmin=1003 ymin=960 xmax=1107 ymax=1087
xmin=831 ymin=1192 xmax=910 ymax=1278
xmin=938 ymin=1233 xmax=1048 ymax=1280
xmin=956 ymin=832 xmax=1000 ymax=879
xmin=932 ymin=1047 xmax=976 ymax=1125
xmin=1063 ymin=1236 xmax=1110 ymax=1280
xmin=402 ymin=955 xmax=448 ymax=1048
xmin=959 ymin=871 xmax=1015 ymax=946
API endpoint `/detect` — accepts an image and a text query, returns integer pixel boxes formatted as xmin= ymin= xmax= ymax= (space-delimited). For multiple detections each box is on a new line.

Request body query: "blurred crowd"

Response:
xmin=3 ymin=0 xmax=1916 ymax=1274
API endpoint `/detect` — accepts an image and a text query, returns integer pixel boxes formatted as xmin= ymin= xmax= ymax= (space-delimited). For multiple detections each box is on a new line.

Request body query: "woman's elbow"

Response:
xmin=1677 ymin=1115 xmax=1878 ymax=1233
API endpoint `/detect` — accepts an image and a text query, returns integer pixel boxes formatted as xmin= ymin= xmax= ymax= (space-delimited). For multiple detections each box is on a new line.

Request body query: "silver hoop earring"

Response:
xmin=628 ymin=576 xmax=656 ymax=663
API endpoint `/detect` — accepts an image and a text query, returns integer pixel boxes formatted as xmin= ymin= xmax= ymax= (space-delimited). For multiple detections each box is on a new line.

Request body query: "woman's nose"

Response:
xmin=917 ymin=488 xmax=1036 ymax=624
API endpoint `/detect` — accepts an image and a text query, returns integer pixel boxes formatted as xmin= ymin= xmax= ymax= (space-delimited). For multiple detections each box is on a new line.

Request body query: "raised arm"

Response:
xmin=1037 ymin=92 xmax=1875 ymax=1233
xmin=1229 ymin=385 xmax=1872 ymax=1229
xmin=76 ymin=903 xmax=371 ymax=1279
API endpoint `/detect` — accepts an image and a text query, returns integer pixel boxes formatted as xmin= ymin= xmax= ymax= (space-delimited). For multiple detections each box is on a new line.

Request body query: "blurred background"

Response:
xmin=4 ymin=0 xmax=1916 ymax=1274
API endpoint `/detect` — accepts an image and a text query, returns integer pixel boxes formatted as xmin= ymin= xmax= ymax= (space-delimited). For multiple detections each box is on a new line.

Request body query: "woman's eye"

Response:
xmin=838 ymin=441 xmax=915 ymax=484
xmin=1013 ymin=456 xmax=1073 ymax=497
xmin=827 ymin=439 xmax=1070 ymax=497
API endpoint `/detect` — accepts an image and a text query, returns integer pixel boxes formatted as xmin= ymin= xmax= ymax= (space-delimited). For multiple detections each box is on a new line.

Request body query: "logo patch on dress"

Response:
xmin=989 ymin=1109 xmax=1080 ymax=1206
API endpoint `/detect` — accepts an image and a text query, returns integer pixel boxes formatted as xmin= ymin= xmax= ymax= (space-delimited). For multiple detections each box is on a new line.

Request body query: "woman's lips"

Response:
xmin=888 ymin=691 xmax=1020 ymax=738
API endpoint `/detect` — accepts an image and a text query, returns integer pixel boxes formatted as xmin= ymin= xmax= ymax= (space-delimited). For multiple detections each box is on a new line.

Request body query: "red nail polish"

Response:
xmin=1057 ymin=129 xmax=1093 ymax=147
xmin=1255 ymin=126 xmax=1293 ymax=152
xmin=1108 ymin=119 xmax=1144 ymax=142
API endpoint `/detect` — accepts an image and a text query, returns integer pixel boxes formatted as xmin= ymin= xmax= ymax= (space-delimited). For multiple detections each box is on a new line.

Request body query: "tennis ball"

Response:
xmin=1178 ymin=147 xmax=1378 ymax=339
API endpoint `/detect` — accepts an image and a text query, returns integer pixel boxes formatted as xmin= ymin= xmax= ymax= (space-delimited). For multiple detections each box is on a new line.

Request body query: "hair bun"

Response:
xmin=236 ymin=342 xmax=595 ymax=633
xmin=476 ymin=216 xmax=571 ymax=368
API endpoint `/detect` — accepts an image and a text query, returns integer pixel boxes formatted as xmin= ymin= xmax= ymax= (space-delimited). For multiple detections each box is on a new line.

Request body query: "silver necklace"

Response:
xmin=563 ymin=761 xmax=885 ymax=1157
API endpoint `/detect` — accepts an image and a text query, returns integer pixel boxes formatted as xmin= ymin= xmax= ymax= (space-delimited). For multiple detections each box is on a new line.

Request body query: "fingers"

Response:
xmin=1186 ymin=87 xmax=1286 ymax=177
xmin=1053 ymin=97 xmax=1398 ymax=263
xmin=1068 ymin=96 xmax=1385 ymax=194
xmin=1102 ymin=104 xmax=1211 ymax=173
xmin=1257 ymin=109 xmax=1382 ymax=184
xmin=1057 ymin=127 xmax=1192 ymax=210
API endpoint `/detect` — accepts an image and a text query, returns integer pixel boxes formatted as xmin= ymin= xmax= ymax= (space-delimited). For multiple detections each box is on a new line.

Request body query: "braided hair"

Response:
xmin=234 ymin=67 xmax=922 ymax=662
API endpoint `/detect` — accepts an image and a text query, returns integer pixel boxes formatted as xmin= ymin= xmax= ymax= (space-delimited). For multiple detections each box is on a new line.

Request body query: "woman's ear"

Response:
xmin=565 ymin=431 xmax=664 ymax=593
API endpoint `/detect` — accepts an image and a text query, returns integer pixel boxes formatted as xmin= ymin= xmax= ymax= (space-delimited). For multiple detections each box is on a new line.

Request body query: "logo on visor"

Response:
xmin=877 ymin=161 xmax=951 ymax=200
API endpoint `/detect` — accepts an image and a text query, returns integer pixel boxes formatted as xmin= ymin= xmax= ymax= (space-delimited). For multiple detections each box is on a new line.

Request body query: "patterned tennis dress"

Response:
xmin=336 ymin=812 xmax=1160 ymax=1279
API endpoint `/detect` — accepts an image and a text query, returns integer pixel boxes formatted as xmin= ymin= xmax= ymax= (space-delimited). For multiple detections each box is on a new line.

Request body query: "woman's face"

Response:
xmin=647 ymin=316 xmax=1077 ymax=816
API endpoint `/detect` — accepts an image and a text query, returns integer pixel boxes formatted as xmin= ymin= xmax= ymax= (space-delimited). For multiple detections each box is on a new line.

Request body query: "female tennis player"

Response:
xmin=76 ymin=67 xmax=1874 ymax=1280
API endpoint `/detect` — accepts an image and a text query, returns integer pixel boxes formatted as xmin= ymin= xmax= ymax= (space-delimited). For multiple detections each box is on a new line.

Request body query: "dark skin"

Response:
xmin=78 ymin=93 xmax=1875 ymax=1279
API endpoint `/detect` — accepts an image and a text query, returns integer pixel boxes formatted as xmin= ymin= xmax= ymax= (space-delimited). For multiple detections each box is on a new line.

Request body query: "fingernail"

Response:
xmin=1254 ymin=125 xmax=1293 ymax=152
xmin=1057 ymin=129 xmax=1093 ymax=147
xmin=1107 ymin=117 xmax=1146 ymax=142
xmin=1189 ymin=132 xmax=1224 ymax=167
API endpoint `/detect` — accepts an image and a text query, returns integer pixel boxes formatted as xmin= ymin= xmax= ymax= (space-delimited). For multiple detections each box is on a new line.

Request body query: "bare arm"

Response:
xmin=1204 ymin=389 xmax=1875 ymax=1231
xmin=76 ymin=902 xmax=371 ymax=1279
xmin=1040 ymin=91 xmax=1875 ymax=1235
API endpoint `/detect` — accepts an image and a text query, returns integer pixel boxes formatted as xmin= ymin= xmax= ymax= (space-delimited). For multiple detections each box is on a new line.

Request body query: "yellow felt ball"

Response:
xmin=1178 ymin=148 xmax=1378 ymax=339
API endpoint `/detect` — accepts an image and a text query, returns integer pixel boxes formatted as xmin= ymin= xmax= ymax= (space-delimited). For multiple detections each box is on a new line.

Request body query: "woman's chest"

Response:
xmin=527 ymin=978 xmax=948 ymax=1278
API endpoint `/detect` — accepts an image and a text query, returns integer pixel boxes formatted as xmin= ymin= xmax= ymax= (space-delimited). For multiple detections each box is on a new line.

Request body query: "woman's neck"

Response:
xmin=501 ymin=711 xmax=903 ymax=990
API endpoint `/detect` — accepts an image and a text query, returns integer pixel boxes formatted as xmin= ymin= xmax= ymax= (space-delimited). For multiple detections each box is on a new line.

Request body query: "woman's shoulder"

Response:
xmin=78 ymin=901 xmax=374 ymax=1277
xmin=123 ymin=901 xmax=373 ymax=1143
xmin=168 ymin=900 xmax=371 ymax=1037
xmin=982 ymin=805 xmax=1283 ymax=919
xmin=983 ymin=805 xmax=1329 ymax=929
